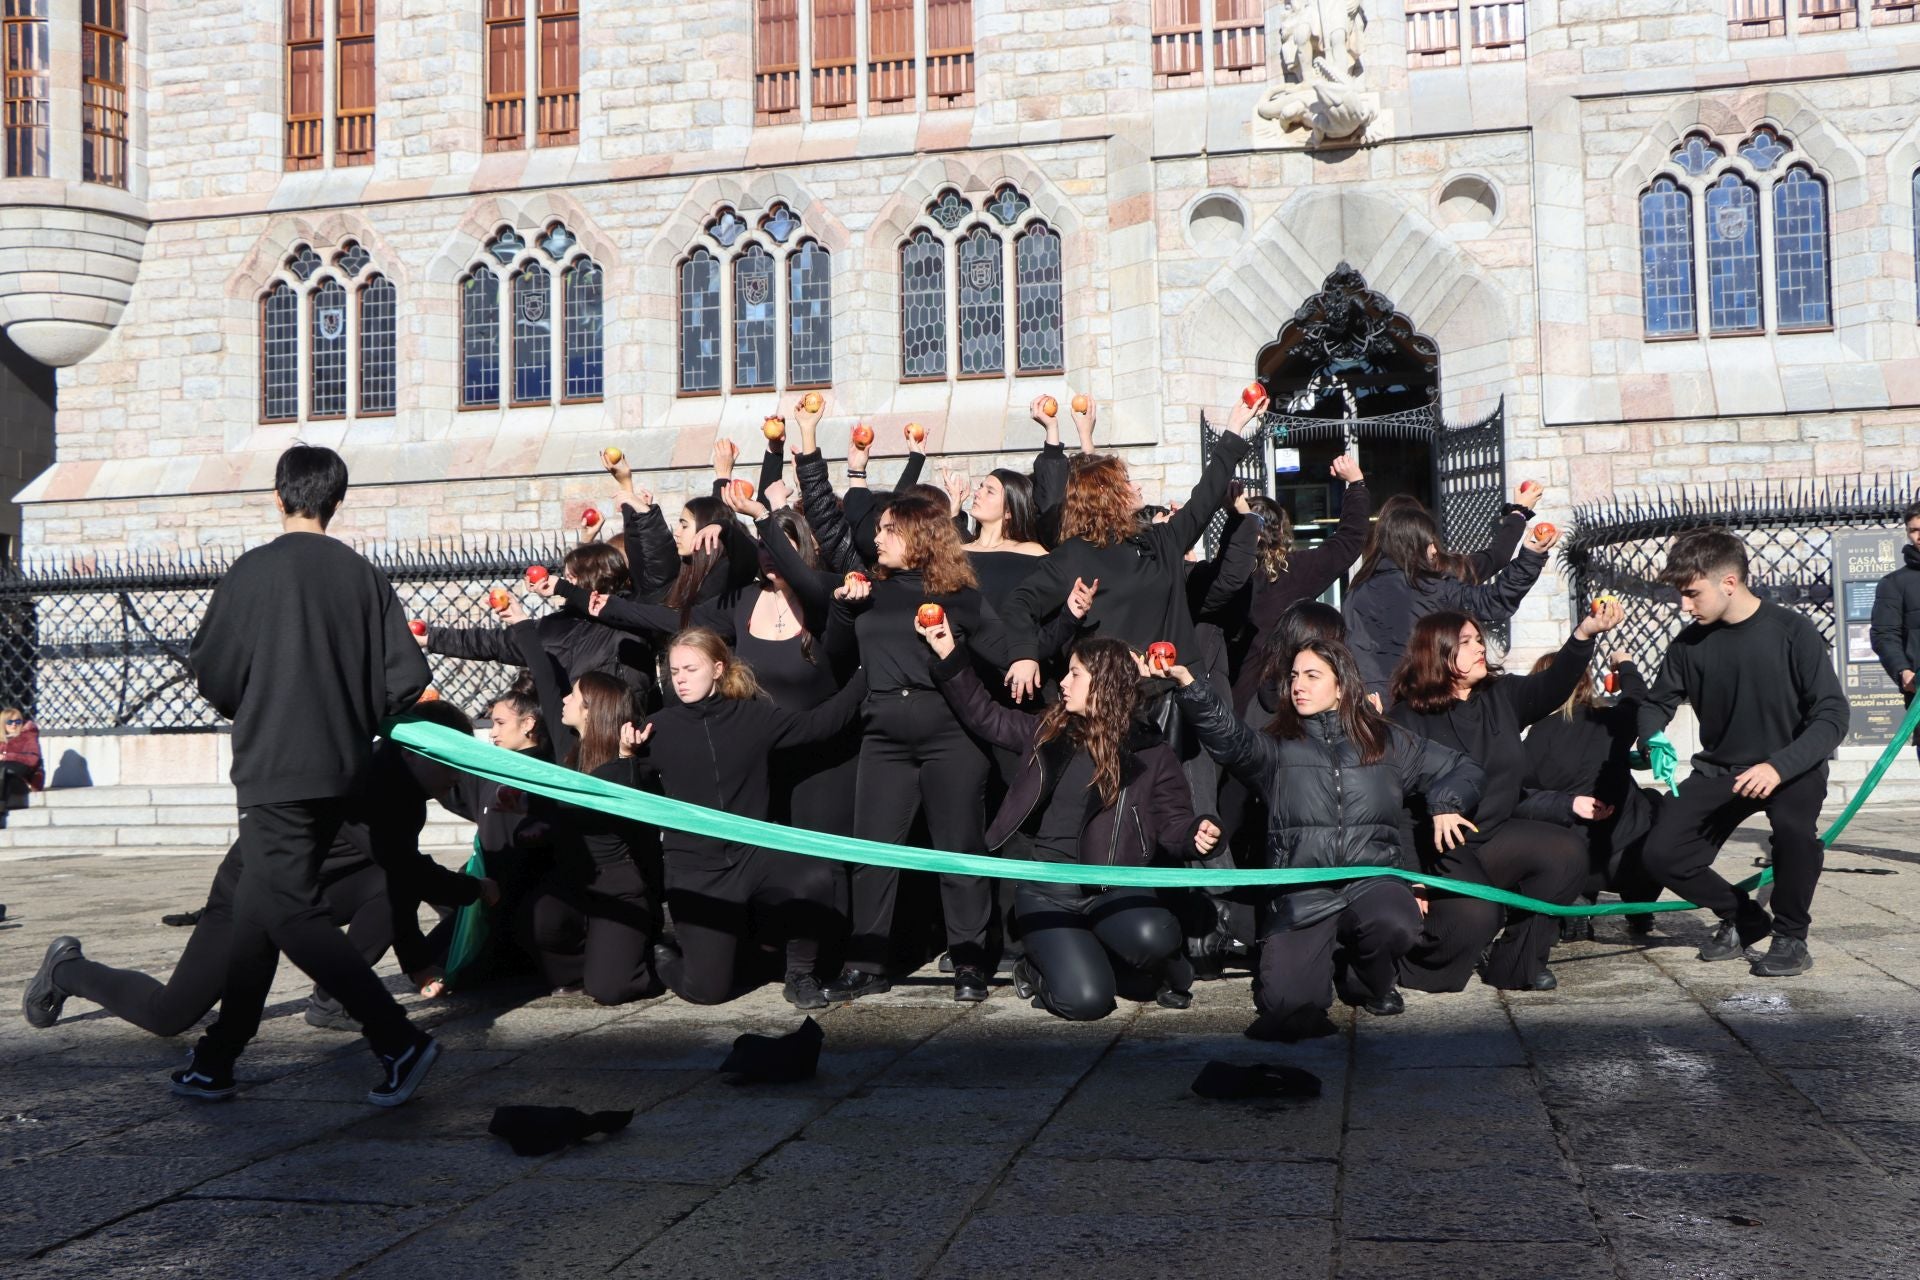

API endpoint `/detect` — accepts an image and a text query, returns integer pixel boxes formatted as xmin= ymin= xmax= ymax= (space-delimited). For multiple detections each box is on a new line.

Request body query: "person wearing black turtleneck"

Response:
xmin=1870 ymin=505 xmax=1920 ymax=763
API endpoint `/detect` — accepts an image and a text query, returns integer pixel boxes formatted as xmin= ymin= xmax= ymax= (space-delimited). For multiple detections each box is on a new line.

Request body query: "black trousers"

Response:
xmin=1640 ymin=765 xmax=1827 ymax=940
xmin=662 ymin=848 xmax=845 ymax=1004
xmin=57 ymin=845 xmax=390 ymax=1037
xmin=848 ymin=691 xmax=993 ymax=973
xmin=524 ymin=856 xmax=662 ymax=1005
xmin=1013 ymin=885 xmax=1183 ymax=1021
xmin=198 ymin=800 xmax=415 ymax=1063
xmin=1255 ymin=882 xmax=1422 ymax=1024
xmin=1400 ymin=818 xmax=1587 ymax=992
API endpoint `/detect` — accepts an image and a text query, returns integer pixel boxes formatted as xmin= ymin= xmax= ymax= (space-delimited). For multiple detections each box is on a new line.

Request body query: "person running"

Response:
xmin=1637 ymin=528 xmax=1850 ymax=977
xmin=1869 ymin=500 xmax=1920 ymax=762
xmin=1172 ymin=637 xmax=1483 ymax=1040
xmin=174 ymin=444 xmax=440 ymax=1106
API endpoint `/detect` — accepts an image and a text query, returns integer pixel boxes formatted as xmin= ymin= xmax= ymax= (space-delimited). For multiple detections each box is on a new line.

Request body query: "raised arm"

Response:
xmin=1192 ymin=505 xmax=1262 ymax=620
xmin=793 ymin=448 xmax=864 ymax=574
xmin=378 ymin=576 xmax=432 ymax=717
xmin=1500 ymin=632 xmax=1598 ymax=730
xmin=1172 ymin=670 xmax=1279 ymax=787
xmin=1469 ymin=505 xmax=1530 ymax=581
xmin=929 ymin=644 xmax=1040 ymax=755
xmin=425 ymin=623 xmax=520 ymax=666
xmin=622 ymin=502 xmax=679 ymax=598
xmin=755 ymin=514 xmax=834 ymax=634
xmin=1256 ymin=475 xmax=1371 ymax=624
xmin=1432 ymin=545 xmax=1547 ymax=624
xmin=1165 ymin=431 xmax=1253 ymax=555
xmin=554 ymin=577 xmax=729 ymax=643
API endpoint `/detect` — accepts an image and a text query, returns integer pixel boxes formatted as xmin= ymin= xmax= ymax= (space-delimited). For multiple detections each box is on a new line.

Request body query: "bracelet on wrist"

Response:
xmin=847 ymin=469 xmax=868 ymax=479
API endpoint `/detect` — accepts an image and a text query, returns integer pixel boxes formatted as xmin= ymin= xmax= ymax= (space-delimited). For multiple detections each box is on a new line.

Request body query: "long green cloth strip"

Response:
xmin=387 ymin=695 xmax=1920 ymax=919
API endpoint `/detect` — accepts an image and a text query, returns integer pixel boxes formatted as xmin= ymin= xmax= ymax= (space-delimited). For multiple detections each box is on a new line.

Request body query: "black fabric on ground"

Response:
xmin=719 ymin=1016 xmax=824 ymax=1083
xmin=1189 ymin=1060 xmax=1322 ymax=1101
xmin=488 ymin=1105 xmax=634 ymax=1157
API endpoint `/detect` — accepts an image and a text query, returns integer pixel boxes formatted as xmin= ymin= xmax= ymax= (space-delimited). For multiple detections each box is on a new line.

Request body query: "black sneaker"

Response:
xmin=953 ymin=965 xmax=990 ymax=1003
xmin=1627 ymin=913 xmax=1657 ymax=937
xmin=23 ymin=935 xmax=81 ymax=1029
xmin=1527 ymin=968 xmax=1558 ymax=992
xmin=1010 ymin=958 xmax=1037 ymax=1001
xmin=1558 ymin=916 xmax=1595 ymax=943
xmin=822 ymin=967 xmax=892 ymax=1003
xmin=169 ymin=1051 xmax=237 ymax=1101
xmin=1749 ymin=934 xmax=1813 ymax=978
xmin=1363 ymin=987 xmax=1406 ymax=1017
xmin=1698 ymin=919 xmax=1770 ymax=963
xmin=367 ymin=1034 xmax=440 ymax=1108
xmin=783 ymin=970 xmax=828 ymax=1010
xmin=304 ymin=990 xmax=357 ymax=1031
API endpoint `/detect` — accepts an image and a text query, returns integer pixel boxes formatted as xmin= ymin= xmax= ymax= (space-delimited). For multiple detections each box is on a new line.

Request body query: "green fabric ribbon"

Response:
xmin=387 ymin=695 xmax=1920 ymax=919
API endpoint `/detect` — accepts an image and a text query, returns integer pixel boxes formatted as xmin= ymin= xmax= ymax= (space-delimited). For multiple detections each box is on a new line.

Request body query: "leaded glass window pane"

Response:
xmin=337 ymin=241 xmax=371 ymax=277
xmin=1705 ymin=175 xmax=1762 ymax=335
xmin=928 ymin=188 xmax=970 ymax=230
xmin=987 ymin=184 xmax=1030 ymax=227
xmin=310 ymin=278 xmax=348 ymax=417
xmin=788 ymin=241 xmax=832 ymax=388
xmin=1639 ymin=178 xmax=1696 ymax=338
xmin=1773 ymin=167 xmax=1830 ymax=332
xmin=512 ymin=263 xmax=552 ymax=403
xmin=708 ymin=207 xmax=745 ymax=248
xmin=564 ymin=257 xmax=603 ymax=400
xmin=287 ymin=243 xmax=322 ymax=280
xmin=900 ymin=229 xmax=947 ymax=380
xmin=359 ymin=274 xmax=397 ymax=414
xmin=1672 ymin=133 xmax=1722 ymax=177
xmin=762 ymin=202 xmax=800 ymax=244
xmin=262 ymin=282 xmax=299 ymax=422
xmin=487 ymin=226 xmax=526 ymax=265
xmin=1739 ymin=127 xmax=1788 ymax=173
xmin=733 ymin=243 xmax=776 ymax=390
xmin=462 ymin=270 xmax=500 ymax=407
xmin=679 ymin=249 xmax=721 ymax=394
xmin=957 ymin=226 xmax=1004 ymax=376
xmin=540 ymin=223 xmax=576 ymax=260
xmin=1015 ymin=223 xmax=1063 ymax=372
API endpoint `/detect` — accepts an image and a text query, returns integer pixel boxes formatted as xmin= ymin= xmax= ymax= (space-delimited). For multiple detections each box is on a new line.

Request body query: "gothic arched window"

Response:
xmin=732 ymin=242 xmax=777 ymax=391
xmin=956 ymin=225 xmax=1004 ymax=377
xmin=1705 ymin=173 xmax=1762 ymax=335
xmin=676 ymin=205 xmax=830 ymax=395
xmin=260 ymin=239 xmax=400 ymax=423
xmin=563 ymin=257 xmax=603 ymax=401
xmin=1772 ymin=166 xmax=1830 ymax=332
xmin=357 ymin=274 xmax=397 ymax=415
xmin=900 ymin=228 xmax=947 ymax=380
xmin=461 ymin=269 xmax=501 ymax=408
xmin=1015 ymin=222 xmax=1064 ymax=373
xmin=261 ymin=282 xmax=299 ymax=422
xmin=511 ymin=262 xmax=552 ymax=404
xmin=897 ymin=185 xmax=1062 ymax=383
xmin=679 ymin=247 xmax=722 ymax=394
xmin=788 ymin=240 xmax=832 ymax=389
xmin=1639 ymin=177 xmax=1696 ymax=337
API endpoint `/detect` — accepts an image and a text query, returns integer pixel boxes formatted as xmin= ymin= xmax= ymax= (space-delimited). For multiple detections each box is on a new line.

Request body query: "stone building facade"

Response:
xmin=2 ymin=0 xmax=1919 ymax=670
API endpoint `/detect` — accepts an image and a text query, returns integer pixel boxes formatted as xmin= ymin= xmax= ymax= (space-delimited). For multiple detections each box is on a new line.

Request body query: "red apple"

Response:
xmin=916 ymin=603 xmax=945 ymax=629
xmin=1590 ymin=593 xmax=1618 ymax=617
xmin=850 ymin=423 xmax=875 ymax=448
xmin=730 ymin=478 xmax=756 ymax=502
xmin=763 ymin=415 xmax=786 ymax=442
xmin=844 ymin=571 xmax=869 ymax=589
xmin=1533 ymin=522 xmax=1557 ymax=543
xmin=526 ymin=565 xmax=550 ymax=586
xmin=582 ymin=508 xmax=602 ymax=528
xmin=800 ymin=391 xmax=823 ymax=414
xmin=1241 ymin=381 xmax=1266 ymax=409
xmin=602 ymin=446 xmax=624 ymax=466
xmin=1071 ymin=393 xmax=1090 ymax=414
xmin=1604 ymin=670 xmax=1620 ymax=695
xmin=409 ymin=619 xmax=427 ymax=637
xmin=488 ymin=587 xmax=512 ymax=611
xmin=417 ymin=688 xmax=441 ymax=703
xmin=1039 ymin=395 xmax=1058 ymax=418
xmin=904 ymin=422 xmax=926 ymax=444
xmin=1147 ymin=641 xmax=1177 ymax=668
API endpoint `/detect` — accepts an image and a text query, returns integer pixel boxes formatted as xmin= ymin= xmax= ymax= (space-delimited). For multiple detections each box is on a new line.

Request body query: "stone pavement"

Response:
xmin=3 ymin=815 xmax=1920 ymax=1279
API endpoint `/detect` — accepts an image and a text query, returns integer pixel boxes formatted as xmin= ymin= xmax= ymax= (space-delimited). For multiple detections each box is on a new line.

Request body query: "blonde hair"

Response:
xmin=669 ymin=627 xmax=763 ymax=701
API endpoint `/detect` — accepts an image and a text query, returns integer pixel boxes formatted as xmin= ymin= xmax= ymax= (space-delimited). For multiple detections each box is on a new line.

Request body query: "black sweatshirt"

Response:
xmin=191 ymin=531 xmax=429 ymax=806
xmin=826 ymin=569 xmax=1013 ymax=693
xmin=1390 ymin=633 xmax=1595 ymax=842
xmin=1637 ymin=601 xmax=1850 ymax=781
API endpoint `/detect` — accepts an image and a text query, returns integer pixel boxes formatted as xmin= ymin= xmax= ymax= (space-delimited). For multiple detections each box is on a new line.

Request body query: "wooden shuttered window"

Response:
xmin=286 ymin=0 xmax=324 ymax=170
xmin=537 ymin=0 xmax=578 ymax=146
xmin=81 ymin=0 xmax=126 ymax=187
xmin=867 ymin=0 xmax=913 ymax=114
xmin=811 ymin=0 xmax=856 ymax=118
xmin=1405 ymin=0 xmax=1462 ymax=67
xmin=3 ymin=0 xmax=52 ymax=179
xmin=925 ymin=0 xmax=972 ymax=107
xmin=1151 ymin=0 xmax=1203 ymax=84
xmin=485 ymin=0 xmax=526 ymax=151
xmin=1212 ymin=0 xmax=1265 ymax=79
xmin=755 ymin=0 xmax=800 ymax=123
xmin=336 ymin=0 xmax=374 ymax=166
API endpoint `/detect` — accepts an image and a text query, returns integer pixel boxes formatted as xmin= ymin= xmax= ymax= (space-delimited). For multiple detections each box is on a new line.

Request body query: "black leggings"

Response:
xmin=1013 ymin=886 xmax=1183 ymax=1021
xmin=1641 ymin=765 xmax=1827 ymax=940
xmin=1255 ymin=882 xmax=1423 ymax=1024
xmin=661 ymin=848 xmax=845 ymax=1004
xmin=848 ymin=691 xmax=993 ymax=973
xmin=1400 ymin=818 xmax=1587 ymax=992
xmin=55 ymin=847 xmax=391 ymax=1038
xmin=524 ymin=857 xmax=662 ymax=1006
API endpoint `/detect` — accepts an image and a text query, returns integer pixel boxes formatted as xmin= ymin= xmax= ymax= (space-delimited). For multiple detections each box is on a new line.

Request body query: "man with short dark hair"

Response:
xmin=1868 ymin=501 xmax=1920 ymax=761
xmin=1637 ymin=528 xmax=1850 ymax=977
xmin=176 ymin=444 xmax=443 ymax=1104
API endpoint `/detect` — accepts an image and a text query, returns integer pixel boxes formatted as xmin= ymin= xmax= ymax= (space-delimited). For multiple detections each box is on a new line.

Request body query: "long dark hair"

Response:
xmin=1032 ymin=638 xmax=1138 ymax=808
xmin=1264 ymin=638 xmax=1391 ymax=765
xmin=667 ymin=495 xmax=733 ymax=616
xmin=1390 ymin=610 xmax=1505 ymax=714
xmin=1352 ymin=494 xmax=1441 ymax=587
xmin=571 ymin=671 xmax=641 ymax=776
xmin=758 ymin=508 xmax=821 ymax=666
xmin=975 ymin=469 xmax=1039 ymax=544
xmin=1254 ymin=600 xmax=1346 ymax=698
xmin=485 ymin=672 xmax=546 ymax=746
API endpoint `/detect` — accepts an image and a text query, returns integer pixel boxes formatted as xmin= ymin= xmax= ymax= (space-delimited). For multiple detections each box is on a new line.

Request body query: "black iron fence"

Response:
xmin=1563 ymin=476 xmax=1916 ymax=671
xmin=0 ymin=538 xmax=576 ymax=732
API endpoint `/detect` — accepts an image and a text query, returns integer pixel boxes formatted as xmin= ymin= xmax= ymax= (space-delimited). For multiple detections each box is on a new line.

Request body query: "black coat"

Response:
xmin=1871 ymin=544 xmax=1920 ymax=687
xmin=931 ymin=650 xmax=1209 ymax=887
xmin=1517 ymin=661 xmax=1655 ymax=848
xmin=429 ymin=611 xmax=656 ymax=702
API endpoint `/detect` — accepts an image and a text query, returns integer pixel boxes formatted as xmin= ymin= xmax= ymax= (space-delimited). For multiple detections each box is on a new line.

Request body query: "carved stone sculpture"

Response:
xmin=1254 ymin=0 xmax=1380 ymax=149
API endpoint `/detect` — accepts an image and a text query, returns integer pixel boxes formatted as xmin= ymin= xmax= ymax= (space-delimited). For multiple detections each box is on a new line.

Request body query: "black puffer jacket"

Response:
xmin=1870 ymin=543 xmax=1920 ymax=688
xmin=1176 ymin=677 xmax=1482 ymax=931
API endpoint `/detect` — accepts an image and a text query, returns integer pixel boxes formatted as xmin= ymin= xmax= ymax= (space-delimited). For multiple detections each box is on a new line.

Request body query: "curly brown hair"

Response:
xmin=1390 ymin=611 xmax=1505 ymax=715
xmin=1244 ymin=496 xmax=1295 ymax=580
xmin=1058 ymin=454 xmax=1140 ymax=548
xmin=879 ymin=493 xmax=977 ymax=595
xmin=1033 ymin=638 xmax=1140 ymax=808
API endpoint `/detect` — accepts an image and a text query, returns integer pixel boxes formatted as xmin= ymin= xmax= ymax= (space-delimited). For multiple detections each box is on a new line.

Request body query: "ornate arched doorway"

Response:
xmin=1202 ymin=262 xmax=1507 ymax=556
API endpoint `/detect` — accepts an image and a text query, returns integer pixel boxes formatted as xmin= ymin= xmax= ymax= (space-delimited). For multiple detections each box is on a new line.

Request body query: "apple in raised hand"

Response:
xmin=763 ymin=416 xmax=786 ymax=442
xmin=526 ymin=565 xmax=549 ymax=586
xmin=904 ymin=422 xmax=926 ymax=444
xmin=409 ymin=620 xmax=427 ymax=637
xmin=800 ymin=391 xmax=823 ymax=414
xmin=602 ymin=446 xmax=624 ymax=466
xmin=1241 ymin=382 xmax=1266 ymax=409
xmin=850 ymin=423 xmax=875 ymax=448
xmin=582 ymin=508 xmax=602 ymax=528
xmin=1147 ymin=641 xmax=1177 ymax=669
xmin=1533 ymin=522 xmax=1557 ymax=542
xmin=1039 ymin=395 xmax=1058 ymax=418
xmin=916 ymin=603 xmax=945 ymax=628
xmin=1071 ymin=394 xmax=1090 ymax=414
xmin=488 ymin=587 xmax=512 ymax=611
xmin=730 ymin=479 xmax=756 ymax=502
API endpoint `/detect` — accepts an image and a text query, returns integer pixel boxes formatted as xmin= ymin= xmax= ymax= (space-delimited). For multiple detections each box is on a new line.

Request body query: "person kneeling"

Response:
xmin=922 ymin=622 xmax=1217 ymax=1021
xmin=1172 ymin=639 xmax=1483 ymax=1041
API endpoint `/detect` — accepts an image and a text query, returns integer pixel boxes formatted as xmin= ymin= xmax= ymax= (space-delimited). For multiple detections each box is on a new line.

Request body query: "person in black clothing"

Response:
xmin=509 ymin=620 xmax=666 ymax=1005
xmin=440 ymin=678 xmax=555 ymax=921
xmin=633 ymin=628 xmax=868 ymax=1009
xmin=822 ymin=493 xmax=1017 ymax=1003
xmin=1344 ymin=485 xmax=1550 ymax=702
xmin=924 ymin=628 xmax=1219 ymax=1020
xmin=1637 ymin=529 xmax=1851 ymax=977
xmin=1516 ymin=650 xmax=1663 ymax=940
xmin=786 ymin=394 xmax=931 ymax=574
xmin=1869 ymin=501 xmax=1920 ymax=762
xmin=1174 ymin=637 xmax=1483 ymax=1040
xmin=1388 ymin=604 xmax=1623 ymax=991
xmin=176 ymin=445 xmax=440 ymax=1107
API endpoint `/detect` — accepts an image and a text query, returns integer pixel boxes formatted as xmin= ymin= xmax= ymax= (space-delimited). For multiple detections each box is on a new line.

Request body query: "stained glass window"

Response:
xmin=540 ymin=223 xmax=577 ymax=260
xmin=679 ymin=248 xmax=722 ymax=394
xmin=1705 ymin=174 xmax=1762 ymax=334
xmin=762 ymin=202 xmax=800 ymax=244
xmin=261 ymin=282 xmax=299 ymax=422
xmin=563 ymin=256 xmax=603 ymax=400
xmin=1672 ymin=133 xmax=1722 ymax=177
xmin=928 ymin=188 xmax=971 ymax=230
xmin=512 ymin=263 xmax=552 ymax=403
xmin=987 ymin=184 xmax=1030 ymax=227
xmin=1015 ymin=223 xmax=1064 ymax=373
xmin=310 ymin=278 xmax=348 ymax=417
xmin=461 ymin=269 xmax=501 ymax=407
xmin=1739 ymin=126 xmax=1788 ymax=173
xmin=789 ymin=240 xmax=833 ymax=388
xmin=487 ymin=226 xmax=526 ymax=265
xmin=1773 ymin=166 xmax=1830 ymax=332
xmin=957 ymin=225 xmax=1004 ymax=376
xmin=900 ymin=230 xmax=947 ymax=379
xmin=358 ymin=274 xmax=397 ymax=414
xmin=733 ymin=243 xmax=777 ymax=390
xmin=708 ymin=207 xmax=746 ymax=248
xmin=337 ymin=241 xmax=371 ymax=278
xmin=1639 ymin=178 xmax=1696 ymax=338
xmin=287 ymin=243 xmax=323 ymax=280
